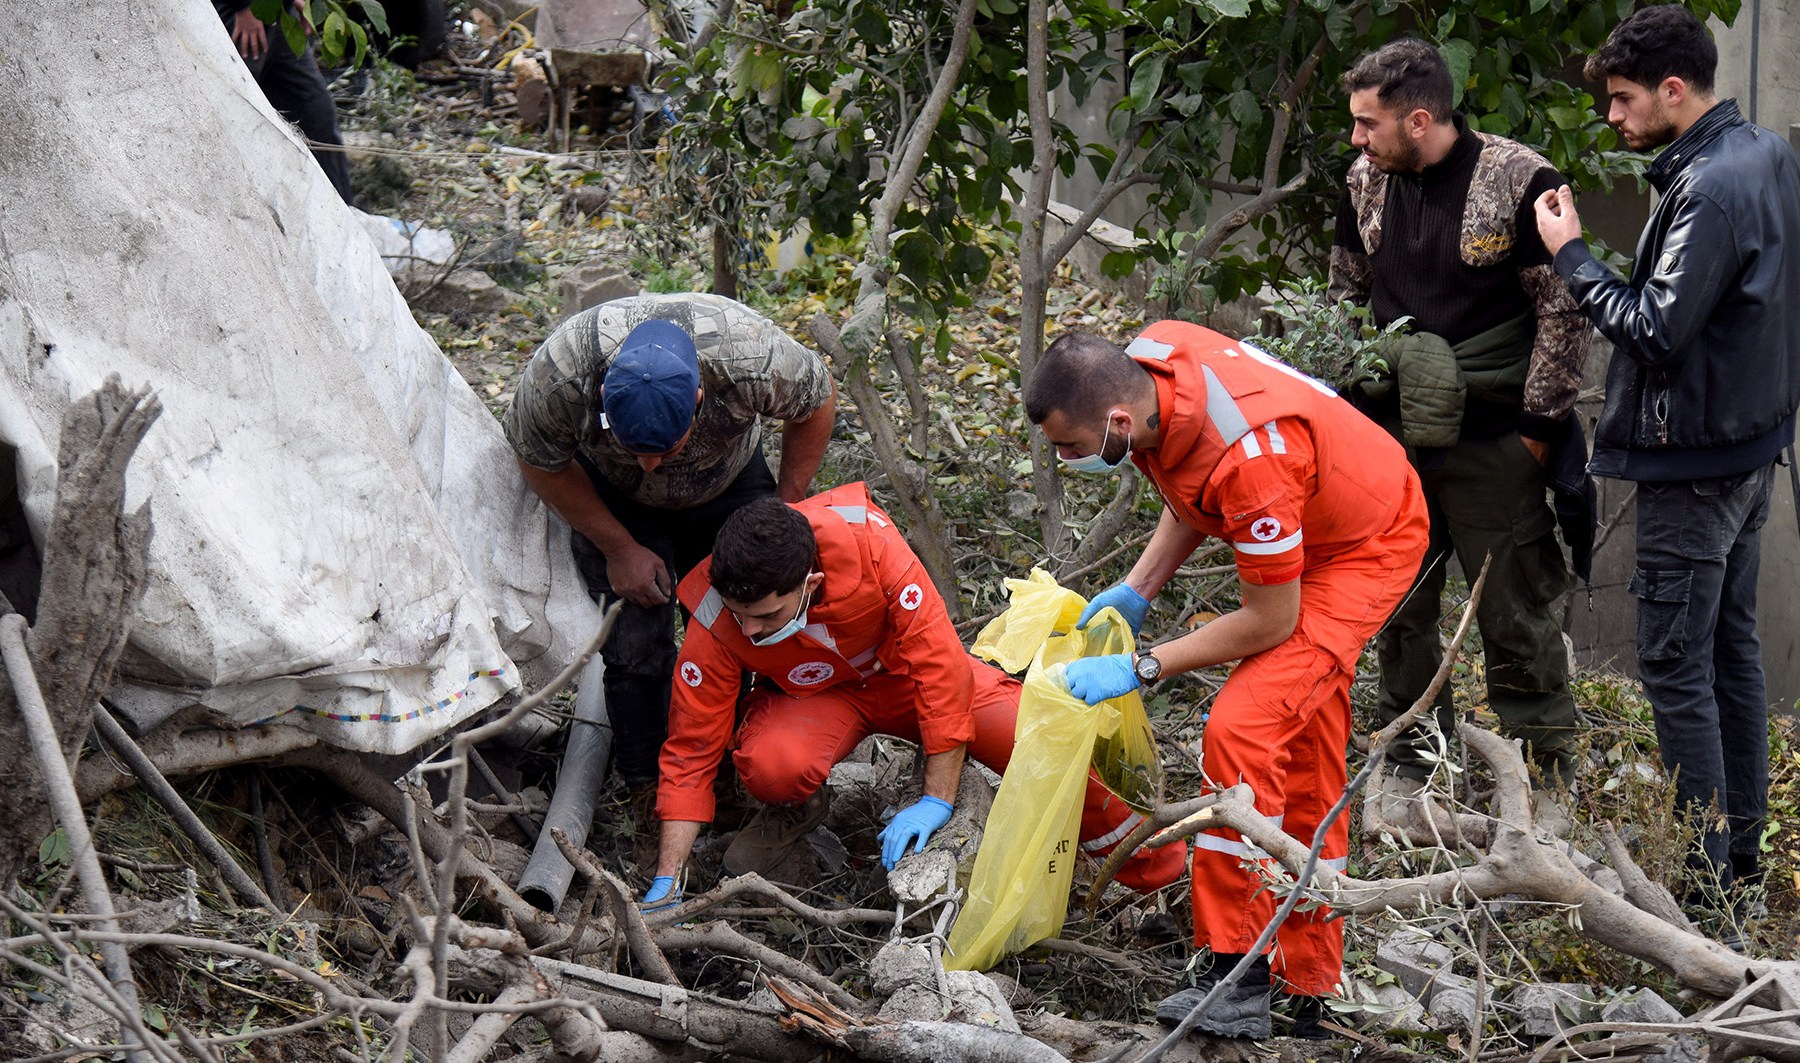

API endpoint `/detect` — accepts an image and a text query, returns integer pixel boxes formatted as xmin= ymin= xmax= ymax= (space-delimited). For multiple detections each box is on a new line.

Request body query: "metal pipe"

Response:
xmin=516 ymin=653 xmax=612 ymax=911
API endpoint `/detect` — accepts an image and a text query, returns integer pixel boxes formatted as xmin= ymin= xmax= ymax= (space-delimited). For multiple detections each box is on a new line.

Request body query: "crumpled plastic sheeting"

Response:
xmin=0 ymin=0 xmax=601 ymax=753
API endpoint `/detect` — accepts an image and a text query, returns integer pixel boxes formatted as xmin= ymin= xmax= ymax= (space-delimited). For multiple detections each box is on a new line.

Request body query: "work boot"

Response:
xmin=1154 ymin=953 xmax=1272 ymax=1039
xmin=1279 ymin=995 xmax=1330 ymax=1041
xmin=722 ymin=787 xmax=832 ymax=883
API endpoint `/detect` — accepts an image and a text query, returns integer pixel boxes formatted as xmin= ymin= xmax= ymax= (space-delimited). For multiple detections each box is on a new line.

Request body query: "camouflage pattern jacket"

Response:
xmin=1329 ymin=128 xmax=1591 ymax=436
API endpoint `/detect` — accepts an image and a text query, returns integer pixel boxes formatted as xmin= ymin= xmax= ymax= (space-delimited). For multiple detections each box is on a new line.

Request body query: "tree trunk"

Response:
xmin=0 ymin=376 xmax=158 ymax=888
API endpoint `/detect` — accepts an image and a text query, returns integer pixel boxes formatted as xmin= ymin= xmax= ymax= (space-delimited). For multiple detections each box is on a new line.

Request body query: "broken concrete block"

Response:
xmin=1371 ymin=981 xmax=1429 ymax=1033
xmin=869 ymin=940 xmax=935 ymax=999
xmin=945 ymin=970 xmax=1019 ymax=1033
xmin=1600 ymin=987 xmax=1683 ymax=1025
xmin=1375 ymin=928 xmax=1454 ymax=997
xmin=414 ymin=268 xmax=517 ymax=314
xmin=1506 ymin=982 xmax=1598 ymax=1037
xmin=1426 ymin=973 xmax=1479 ymax=1032
xmin=559 ymin=261 xmax=639 ymax=318
xmin=1602 ymin=990 xmax=1701 ymax=1063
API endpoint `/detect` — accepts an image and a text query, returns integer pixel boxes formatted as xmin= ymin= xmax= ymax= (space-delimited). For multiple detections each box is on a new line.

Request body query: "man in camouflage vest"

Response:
xmin=506 ymin=294 xmax=836 ymax=795
xmin=1330 ymin=40 xmax=1593 ymax=805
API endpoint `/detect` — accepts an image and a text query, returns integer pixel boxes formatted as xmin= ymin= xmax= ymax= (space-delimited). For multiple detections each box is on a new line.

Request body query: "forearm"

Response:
xmin=776 ymin=385 xmax=836 ymax=503
xmin=1122 ymin=510 xmax=1208 ymax=599
xmin=1143 ymin=578 xmax=1299 ymax=675
xmin=920 ymin=744 xmax=966 ymax=805
xmin=655 ymin=820 xmax=705 ymax=878
xmin=517 ymin=460 xmax=636 ymax=555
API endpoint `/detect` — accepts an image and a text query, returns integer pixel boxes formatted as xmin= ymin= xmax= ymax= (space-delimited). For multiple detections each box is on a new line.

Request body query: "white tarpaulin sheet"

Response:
xmin=0 ymin=0 xmax=602 ymax=752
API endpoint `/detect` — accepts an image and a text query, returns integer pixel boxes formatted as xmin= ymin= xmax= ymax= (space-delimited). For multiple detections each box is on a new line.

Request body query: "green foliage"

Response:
xmin=1252 ymin=277 xmax=1410 ymax=390
xmin=646 ymin=0 xmax=1738 ymax=322
xmin=251 ymin=0 xmax=388 ymax=68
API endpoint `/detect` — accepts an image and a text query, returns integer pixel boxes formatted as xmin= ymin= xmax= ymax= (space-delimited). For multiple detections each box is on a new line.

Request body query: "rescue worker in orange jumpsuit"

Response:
xmin=639 ymin=482 xmax=1188 ymax=908
xmin=1025 ymin=325 xmax=1428 ymax=1039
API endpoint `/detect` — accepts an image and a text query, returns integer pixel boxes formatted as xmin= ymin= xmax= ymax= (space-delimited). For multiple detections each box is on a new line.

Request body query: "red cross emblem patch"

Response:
xmin=1251 ymin=517 xmax=1282 ymax=542
xmin=899 ymin=583 xmax=924 ymax=611
xmin=788 ymin=661 xmax=835 ymax=686
xmin=680 ymin=661 xmax=703 ymax=687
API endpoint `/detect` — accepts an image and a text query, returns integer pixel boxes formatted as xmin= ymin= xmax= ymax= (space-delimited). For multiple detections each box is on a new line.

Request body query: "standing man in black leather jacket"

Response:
xmin=1536 ymin=4 xmax=1800 ymax=915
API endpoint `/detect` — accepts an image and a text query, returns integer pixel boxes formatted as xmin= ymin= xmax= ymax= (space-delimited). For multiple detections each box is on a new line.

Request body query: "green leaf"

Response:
xmin=1547 ymin=105 xmax=1587 ymax=130
xmin=1129 ymin=51 xmax=1168 ymax=105
xmin=1100 ymin=249 xmax=1139 ymax=279
xmin=38 ymin=827 xmax=68 ymax=867
xmin=143 ymin=1004 xmax=170 ymax=1033
xmin=1439 ymin=39 xmax=1476 ymax=103
xmin=1204 ymin=0 xmax=1249 ymax=17
xmin=356 ymin=0 xmax=388 ymax=35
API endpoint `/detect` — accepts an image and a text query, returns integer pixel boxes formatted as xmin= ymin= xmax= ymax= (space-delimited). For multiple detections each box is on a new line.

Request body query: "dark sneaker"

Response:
xmin=1154 ymin=955 xmax=1272 ymax=1039
xmin=722 ymin=787 xmax=832 ymax=881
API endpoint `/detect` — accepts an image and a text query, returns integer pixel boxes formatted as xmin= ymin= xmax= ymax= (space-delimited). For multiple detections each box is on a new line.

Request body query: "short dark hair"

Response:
xmin=1342 ymin=39 xmax=1454 ymax=122
xmin=1586 ymin=5 xmax=1716 ymax=94
xmin=1024 ymin=332 xmax=1149 ymax=426
xmin=710 ymin=497 xmax=816 ymax=603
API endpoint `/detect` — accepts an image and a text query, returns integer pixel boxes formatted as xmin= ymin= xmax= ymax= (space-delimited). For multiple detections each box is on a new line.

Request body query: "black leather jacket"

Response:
xmin=1554 ymin=100 xmax=1800 ymax=481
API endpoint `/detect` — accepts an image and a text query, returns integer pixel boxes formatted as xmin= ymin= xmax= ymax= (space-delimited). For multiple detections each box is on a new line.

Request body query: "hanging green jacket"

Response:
xmin=1357 ymin=314 xmax=1534 ymax=449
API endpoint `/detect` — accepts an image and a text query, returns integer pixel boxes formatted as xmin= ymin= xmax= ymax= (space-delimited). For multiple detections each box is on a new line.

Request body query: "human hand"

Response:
xmin=877 ymin=795 xmax=954 ymax=869
xmin=1063 ymin=653 xmax=1140 ymax=705
xmin=1533 ymin=185 xmax=1583 ymax=257
xmin=1077 ymin=582 xmax=1151 ymax=635
xmin=607 ymin=541 xmax=672 ymax=608
xmin=1520 ymin=435 xmax=1550 ymax=466
xmin=231 ymin=8 xmax=268 ymax=59
xmin=639 ymin=875 xmax=681 ymax=913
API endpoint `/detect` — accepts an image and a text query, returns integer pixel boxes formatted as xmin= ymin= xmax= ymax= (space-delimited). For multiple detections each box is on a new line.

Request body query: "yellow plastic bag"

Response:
xmin=971 ymin=568 xmax=1085 ymax=673
xmin=972 ymin=569 xmax=1164 ymax=812
xmin=946 ymin=573 xmax=1163 ymax=972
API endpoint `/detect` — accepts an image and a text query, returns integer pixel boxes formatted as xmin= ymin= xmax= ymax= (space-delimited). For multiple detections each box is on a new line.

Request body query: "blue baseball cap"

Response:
xmin=601 ymin=320 xmax=701 ymax=453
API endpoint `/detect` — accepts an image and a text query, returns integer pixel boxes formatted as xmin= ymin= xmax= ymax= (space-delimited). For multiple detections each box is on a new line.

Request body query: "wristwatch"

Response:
xmin=1133 ymin=650 xmax=1163 ymax=684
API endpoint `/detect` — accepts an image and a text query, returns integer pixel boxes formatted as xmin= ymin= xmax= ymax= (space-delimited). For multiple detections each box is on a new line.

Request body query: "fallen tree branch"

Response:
xmin=91 ymin=701 xmax=276 ymax=912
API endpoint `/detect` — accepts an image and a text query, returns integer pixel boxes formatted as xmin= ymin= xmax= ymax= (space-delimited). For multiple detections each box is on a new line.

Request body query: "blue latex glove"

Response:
xmin=640 ymin=875 xmax=681 ymax=913
xmin=1064 ymin=653 xmax=1140 ymax=705
xmin=1078 ymin=582 xmax=1151 ymax=635
xmin=878 ymin=795 xmax=955 ymax=869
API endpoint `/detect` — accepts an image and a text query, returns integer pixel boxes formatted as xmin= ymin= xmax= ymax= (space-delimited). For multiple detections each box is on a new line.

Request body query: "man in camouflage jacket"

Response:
xmin=1329 ymin=40 xmax=1592 ymax=793
xmin=506 ymin=294 xmax=836 ymax=789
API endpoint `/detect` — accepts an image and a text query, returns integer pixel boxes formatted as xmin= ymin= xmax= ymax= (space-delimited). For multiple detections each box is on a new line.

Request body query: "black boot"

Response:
xmin=1154 ymin=953 xmax=1272 ymax=1039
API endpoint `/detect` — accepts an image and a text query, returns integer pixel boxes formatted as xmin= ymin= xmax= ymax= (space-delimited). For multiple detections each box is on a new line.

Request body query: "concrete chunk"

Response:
xmin=1506 ymin=982 xmax=1598 ymax=1037
xmin=1426 ymin=973 xmax=1479 ymax=1032
xmin=559 ymin=261 xmax=639 ymax=318
xmin=1602 ymin=990 xmax=1700 ymax=1063
xmin=1375 ymin=928 xmax=1454 ymax=996
xmin=1370 ymin=981 xmax=1429 ymax=1033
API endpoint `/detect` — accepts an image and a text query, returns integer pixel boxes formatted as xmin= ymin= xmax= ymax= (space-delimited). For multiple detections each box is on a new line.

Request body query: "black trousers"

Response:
xmin=1633 ymin=462 xmax=1775 ymax=891
xmin=569 ymin=452 xmax=778 ymax=787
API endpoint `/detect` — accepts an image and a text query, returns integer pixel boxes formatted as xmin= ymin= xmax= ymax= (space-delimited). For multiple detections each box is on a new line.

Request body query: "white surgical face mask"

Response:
xmin=749 ymin=576 xmax=818 ymax=646
xmin=1058 ymin=414 xmax=1130 ymax=474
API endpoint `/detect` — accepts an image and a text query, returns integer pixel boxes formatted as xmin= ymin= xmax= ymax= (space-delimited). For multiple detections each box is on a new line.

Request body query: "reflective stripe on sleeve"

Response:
xmin=1079 ymin=810 xmax=1147 ymax=852
xmin=1234 ymin=530 xmax=1304 ymax=555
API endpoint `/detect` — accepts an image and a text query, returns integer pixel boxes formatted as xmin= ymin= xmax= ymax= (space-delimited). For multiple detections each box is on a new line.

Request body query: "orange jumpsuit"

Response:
xmin=657 ymin=482 xmax=1186 ymax=889
xmin=1127 ymin=323 xmax=1429 ymax=996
